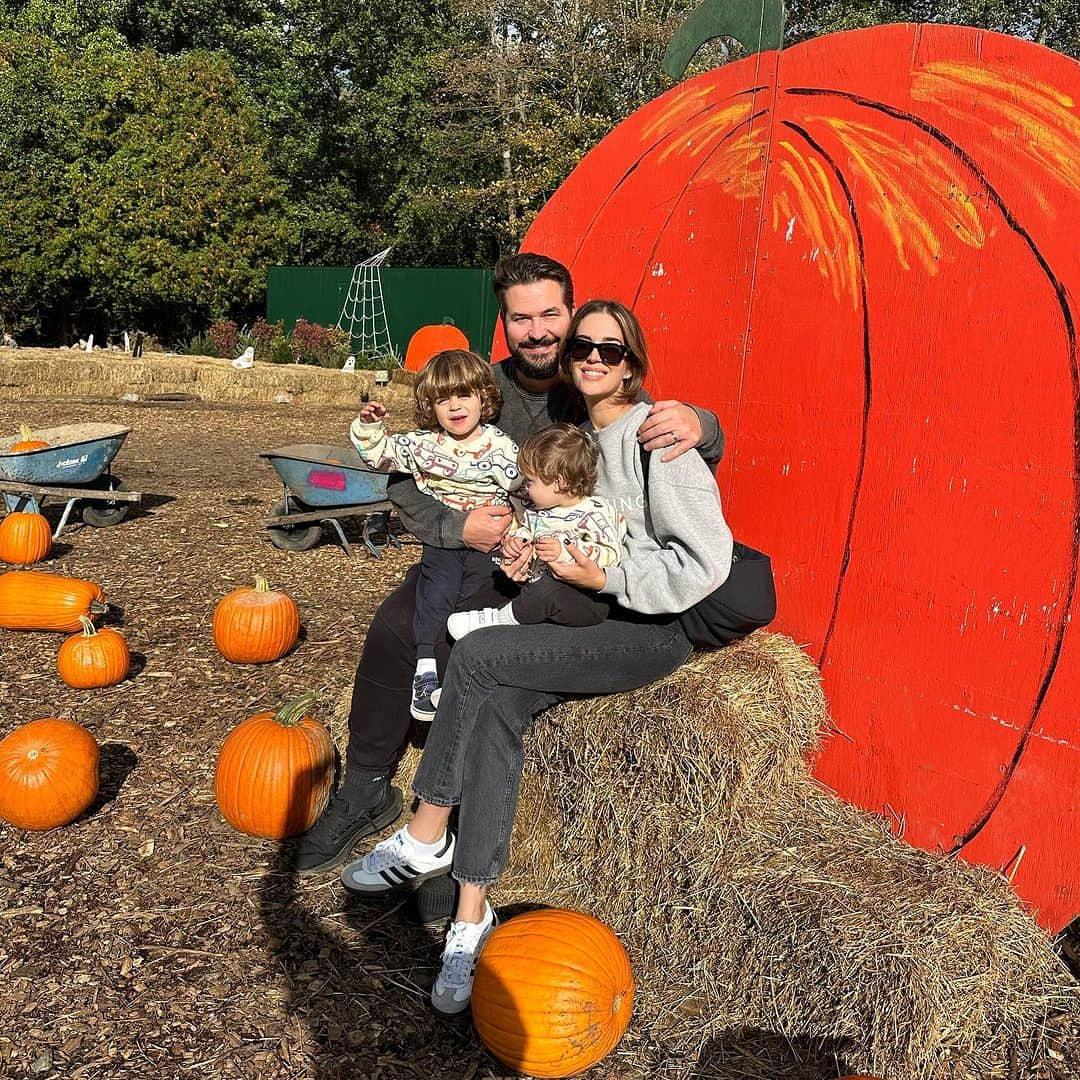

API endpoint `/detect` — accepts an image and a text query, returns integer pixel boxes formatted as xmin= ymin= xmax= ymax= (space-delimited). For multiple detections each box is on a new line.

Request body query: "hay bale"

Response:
xmin=489 ymin=633 xmax=1075 ymax=1079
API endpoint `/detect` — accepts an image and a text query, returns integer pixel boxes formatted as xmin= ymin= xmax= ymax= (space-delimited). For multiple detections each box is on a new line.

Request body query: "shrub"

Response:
xmin=287 ymin=318 xmax=351 ymax=368
xmin=251 ymin=317 xmax=285 ymax=361
xmin=269 ymin=338 xmax=293 ymax=364
xmin=209 ymin=319 xmax=239 ymax=359
xmin=188 ymin=333 xmax=218 ymax=357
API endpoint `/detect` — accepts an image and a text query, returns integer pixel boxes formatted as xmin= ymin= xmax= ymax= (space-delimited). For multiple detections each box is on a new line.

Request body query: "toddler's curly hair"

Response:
xmin=415 ymin=350 xmax=502 ymax=431
xmin=518 ymin=423 xmax=598 ymax=500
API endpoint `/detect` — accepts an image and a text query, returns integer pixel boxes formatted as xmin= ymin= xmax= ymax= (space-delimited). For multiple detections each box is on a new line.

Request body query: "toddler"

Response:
xmin=350 ymin=349 xmax=520 ymax=720
xmin=448 ymin=423 xmax=625 ymax=638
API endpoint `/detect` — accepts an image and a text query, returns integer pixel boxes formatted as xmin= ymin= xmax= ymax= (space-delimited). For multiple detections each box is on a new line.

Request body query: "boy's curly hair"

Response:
xmin=518 ymin=423 xmax=598 ymax=500
xmin=415 ymin=350 xmax=502 ymax=430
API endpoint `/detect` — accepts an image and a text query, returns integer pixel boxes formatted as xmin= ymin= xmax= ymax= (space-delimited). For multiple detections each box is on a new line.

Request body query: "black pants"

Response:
xmin=511 ymin=572 xmax=609 ymax=627
xmin=414 ymin=545 xmax=497 ymax=659
xmin=345 ymin=565 xmax=514 ymax=776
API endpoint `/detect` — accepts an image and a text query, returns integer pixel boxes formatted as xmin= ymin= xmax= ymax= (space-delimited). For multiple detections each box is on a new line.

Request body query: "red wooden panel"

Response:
xmin=517 ymin=23 xmax=1080 ymax=931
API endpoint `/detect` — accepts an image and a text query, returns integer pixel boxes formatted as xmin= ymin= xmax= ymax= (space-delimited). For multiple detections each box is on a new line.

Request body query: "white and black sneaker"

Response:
xmin=410 ymin=672 xmax=441 ymax=722
xmin=340 ymin=826 xmax=455 ymax=893
xmin=431 ymin=902 xmax=497 ymax=1015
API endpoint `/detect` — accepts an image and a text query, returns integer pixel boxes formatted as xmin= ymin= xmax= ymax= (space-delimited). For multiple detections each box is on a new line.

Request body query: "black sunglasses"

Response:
xmin=567 ymin=337 xmax=631 ymax=366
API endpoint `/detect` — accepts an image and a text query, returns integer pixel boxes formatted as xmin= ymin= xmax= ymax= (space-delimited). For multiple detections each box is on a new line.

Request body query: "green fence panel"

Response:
xmin=266 ymin=266 xmax=501 ymax=360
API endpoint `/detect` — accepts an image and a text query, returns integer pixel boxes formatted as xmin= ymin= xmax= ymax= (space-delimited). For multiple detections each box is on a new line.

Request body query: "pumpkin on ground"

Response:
xmin=214 ymin=692 xmax=334 ymax=839
xmin=471 ymin=908 xmax=634 ymax=1078
xmin=8 ymin=424 xmax=49 ymax=452
xmin=58 ymin=616 xmax=131 ymax=688
xmin=0 ymin=510 xmax=52 ymax=566
xmin=0 ymin=718 xmax=100 ymax=830
xmin=0 ymin=570 xmax=106 ymax=631
xmin=212 ymin=574 xmax=299 ymax=664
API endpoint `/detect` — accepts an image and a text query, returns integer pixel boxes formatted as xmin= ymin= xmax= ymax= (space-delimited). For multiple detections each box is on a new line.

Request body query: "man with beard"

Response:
xmin=290 ymin=252 xmax=725 ymax=874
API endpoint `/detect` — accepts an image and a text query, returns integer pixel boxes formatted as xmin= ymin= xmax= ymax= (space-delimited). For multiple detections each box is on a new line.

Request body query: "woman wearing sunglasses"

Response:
xmin=342 ymin=298 xmax=733 ymax=1015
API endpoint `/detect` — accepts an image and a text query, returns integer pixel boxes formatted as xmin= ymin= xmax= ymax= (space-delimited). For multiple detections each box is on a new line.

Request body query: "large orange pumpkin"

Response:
xmin=0 ymin=511 xmax=52 ymax=566
xmin=8 ymin=424 xmax=48 ymax=452
xmin=471 ymin=908 xmax=633 ymax=1078
xmin=213 ymin=692 xmax=335 ymax=839
xmin=0 ymin=718 xmax=100 ymax=830
xmin=404 ymin=324 xmax=470 ymax=372
xmin=0 ymin=570 xmax=106 ymax=631
xmin=212 ymin=574 xmax=300 ymax=664
xmin=57 ymin=616 xmax=131 ymax=688
xmin=518 ymin=14 xmax=1080 ymax=932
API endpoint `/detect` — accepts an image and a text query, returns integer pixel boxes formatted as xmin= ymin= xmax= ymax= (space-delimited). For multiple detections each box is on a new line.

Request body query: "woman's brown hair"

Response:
xmin=414 ymin=350 xmax=502 ymax=430
xmin=557 ymin=298 xmax=649 ymax=403
xmin=518 ymin=423 xmax=598 ymax=500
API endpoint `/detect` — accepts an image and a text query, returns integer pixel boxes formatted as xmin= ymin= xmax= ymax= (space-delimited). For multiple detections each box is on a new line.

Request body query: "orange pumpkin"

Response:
xmin=57 ymin=616 xmax=131 ymax=688
xmin=212 ymin=574 xmax=299 ymax=663
xmin=0 ymin=511 xmax=52 ymax=566
xmin=0 ymin=570 xmax=106 ymax=631
xmin=8 ymin=424 xmax=49 ymax=452
xmin=213 ymin=692 xmax=335 ymax=839
xmin=0 ymin=718 xmax=100 ymax=830
xmin=471 ymin=909 xmax=634 ymax=1078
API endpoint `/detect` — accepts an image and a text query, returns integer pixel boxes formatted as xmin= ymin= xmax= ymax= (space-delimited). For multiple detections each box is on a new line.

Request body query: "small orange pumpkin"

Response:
xmin=8 ymin=424 xmax=49 ymax=453
xmin=0 ymin=570 xmax=106 ymax=631
xmin=0 ymin=510 xmax=53 ymax=566
xmin=0 ymin=718 xmax=100 ymax=830
xmin=214 ymin=692 xmax=335 ymax=839
xmin=58 ymin=616 xmax=131 ymax=688
xmin=471 ymin=908 xmax=634 ymax=1078
xmin=212 ymin=574 xmax=299 ymax=663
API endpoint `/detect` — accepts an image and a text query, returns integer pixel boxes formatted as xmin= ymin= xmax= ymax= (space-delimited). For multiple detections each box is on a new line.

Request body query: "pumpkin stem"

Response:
xmin=254 ymin=574 xmax=270 ymax=592
xmin=89 ymin=599 xmax=108 ymax=616
xmin=78 ymin=615 xmax=98 ymax=637
xmin=18 ymin=423 xmax=32 ymax=440
xmin=663 ymin=0 xmax=786 ymax=80
xmin=274 ymin=692 xmax=317 ymax=727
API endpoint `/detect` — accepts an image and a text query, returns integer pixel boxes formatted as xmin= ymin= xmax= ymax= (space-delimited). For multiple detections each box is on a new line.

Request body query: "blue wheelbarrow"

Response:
xmin=260 ymin=443 xmax=399 ymax=558
xmin=0 ymin=423 xmax=142 ymax=537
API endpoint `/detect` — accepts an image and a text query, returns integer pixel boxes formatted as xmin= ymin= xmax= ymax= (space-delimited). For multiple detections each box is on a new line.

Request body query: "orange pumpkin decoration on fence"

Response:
xmin=0 ymin=570 xmax=106 ymax=631
xmin=57 ymin=616 xmax=131 ymax=688
xmin=518 ymin=5 xmax=1080 ymax=932
xmin=0 ymin=718 xmax=100 ymax=830
xmin=404 ymin=324 xmax=470 ymax=372
xmin=0 ymin=511 xmax=52 ymax=566
xmin=8 ymin=424 xmax=48 ymax=452
xmin=214 ymin=692 xmax=335 ymax=839
xmin=212 ymin=574 xmax=300 ymax=664
xmin=471 ymin=908 xmax=634 ymax=1078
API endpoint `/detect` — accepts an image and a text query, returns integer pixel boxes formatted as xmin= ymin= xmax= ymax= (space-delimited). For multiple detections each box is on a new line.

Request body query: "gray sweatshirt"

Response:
xmin=389 ymin=357 xmax=725 ymax=549
xmin=589 ymin=401 xmax=732 ymax=614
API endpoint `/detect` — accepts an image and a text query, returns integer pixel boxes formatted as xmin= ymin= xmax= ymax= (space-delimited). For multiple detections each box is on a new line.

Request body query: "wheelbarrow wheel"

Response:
xmin=82 ymin=481 xmax=131 ymax=527
xmin=267 ymin=500 xmax=322 ymax=552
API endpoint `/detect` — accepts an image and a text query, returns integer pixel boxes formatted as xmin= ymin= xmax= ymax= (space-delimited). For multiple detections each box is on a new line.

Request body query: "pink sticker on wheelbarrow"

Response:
xmin=307 ymin=468 xmax=347 ymax=491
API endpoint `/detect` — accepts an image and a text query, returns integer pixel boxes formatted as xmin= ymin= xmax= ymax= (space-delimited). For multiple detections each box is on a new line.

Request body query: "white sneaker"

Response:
xmin=340 ymin=826 xmax=455 ymax=893
xmin=447 ymin=607 xmax=513 ymax=640
xmin=431 ymin=902 xmax=497 ymax=1015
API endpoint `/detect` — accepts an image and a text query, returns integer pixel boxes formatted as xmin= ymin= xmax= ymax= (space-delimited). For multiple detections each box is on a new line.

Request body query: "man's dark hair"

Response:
xmin=492 ymin=253 xmax=574 ymax=314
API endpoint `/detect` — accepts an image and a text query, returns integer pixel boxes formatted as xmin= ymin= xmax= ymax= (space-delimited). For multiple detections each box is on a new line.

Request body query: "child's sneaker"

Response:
xmin=447 ymin=606 xmax=515 ymax=641
xmin=340 ymin=826 xmax=455 ymax=893
xmin=410 ymin=671 xmax=441 ymax=722
xmin=431 ymin=902 xmax=497 ymax=1015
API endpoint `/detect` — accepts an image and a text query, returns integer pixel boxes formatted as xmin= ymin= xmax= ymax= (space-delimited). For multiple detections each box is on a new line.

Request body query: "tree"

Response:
xmin=0 ymin=33 xmax=293 ymax=341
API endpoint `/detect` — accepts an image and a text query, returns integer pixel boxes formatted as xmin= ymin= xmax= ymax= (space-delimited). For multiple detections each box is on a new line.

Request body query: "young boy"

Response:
xmin=350 ymin=350 xmax=520 ymax=719
xmin=447 ymin=423 xmax=625 ymax=638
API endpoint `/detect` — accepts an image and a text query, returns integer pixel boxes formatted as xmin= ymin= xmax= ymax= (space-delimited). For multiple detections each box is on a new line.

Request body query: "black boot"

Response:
xmin=288 ymin=775 xmax=403 ymax=876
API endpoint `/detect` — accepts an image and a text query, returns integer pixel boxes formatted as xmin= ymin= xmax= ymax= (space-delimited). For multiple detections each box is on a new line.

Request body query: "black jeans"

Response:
xmin=511 ymin=572 xmax=610 ymax=627
xmin=344 ymin=566 xmax=513 ymax=777
xmin=411 ymin=615 xmax=692 ymax=885
xmin=414 ymin=545 xmax=497 ymax=658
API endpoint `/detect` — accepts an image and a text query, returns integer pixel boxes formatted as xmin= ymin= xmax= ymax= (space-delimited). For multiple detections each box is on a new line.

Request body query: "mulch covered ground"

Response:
xmin=1 ymin=394 xmax=1077 ymax=1080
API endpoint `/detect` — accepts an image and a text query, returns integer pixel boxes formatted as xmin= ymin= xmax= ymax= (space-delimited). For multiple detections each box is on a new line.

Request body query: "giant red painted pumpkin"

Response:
xmin=518 ymin=15 xmax=1080 ymax=931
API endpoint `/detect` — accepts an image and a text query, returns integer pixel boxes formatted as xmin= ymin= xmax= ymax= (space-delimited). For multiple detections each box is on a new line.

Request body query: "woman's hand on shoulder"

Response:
xmin=546 ymin=544 xmax=606 ymax=590
xmin=636 ymin=400 xmax=701 ymax=462
xmin=358 ymin=401 xmax=387 ymax=423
